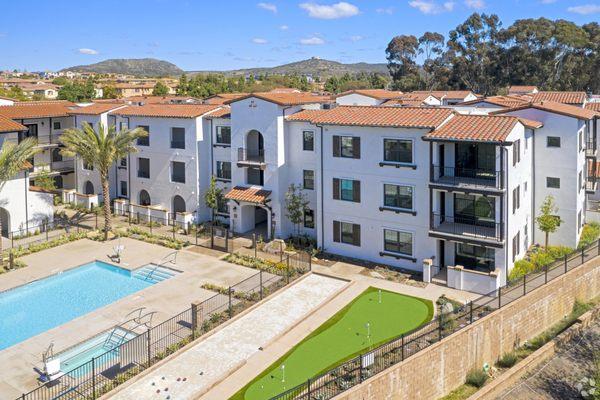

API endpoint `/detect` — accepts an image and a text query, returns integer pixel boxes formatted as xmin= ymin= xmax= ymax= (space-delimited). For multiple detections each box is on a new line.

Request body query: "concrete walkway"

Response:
xmin=109 ymin=274 xmax=347 ymax=400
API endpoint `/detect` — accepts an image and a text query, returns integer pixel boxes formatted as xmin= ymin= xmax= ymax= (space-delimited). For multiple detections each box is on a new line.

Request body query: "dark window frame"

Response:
xmin=304 ymin=209 xmax=315 ymax=228
xmin=216 ymin=161 xmax=231 ymax=180
xmin=547 ymin=136 xmax=561 ymax=148
xmin=137 ymin=157 xmax=150 ymax=179
xmin=303 ymin=130 xmax=315 ymax=151
xmin=383 ymin=183 xmax=413 ymax=210
xmin=170 ymin=127 xmax=186 ymax=149
xmin=383 ymin=229 xmax=413 ymax=256
xmin=383 ymin=138 xmax=413 ymax=164
xmin=303 ymin=170 xmax=315 ymax=190
xmin=171 ymin=161 xmax=186 ymax=184
xmin=546 ymin=177 xmax=560 ymax=189
xmin=137 ymin=125 xmax=150 ymax=146
xmin=216 ymin=126 xmax=231 ymax=145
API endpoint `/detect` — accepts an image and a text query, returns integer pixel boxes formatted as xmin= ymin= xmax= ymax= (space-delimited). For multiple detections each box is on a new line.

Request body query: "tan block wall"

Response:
xmin=336 ymin=258 xmax=600 ymax=400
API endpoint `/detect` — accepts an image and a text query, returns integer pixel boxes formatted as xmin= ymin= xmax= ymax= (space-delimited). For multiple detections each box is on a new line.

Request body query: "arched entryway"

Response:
xmin=245 ymin=130 xmax=264 ymax=162
xmin=84 ymin=181 xmax=94 ymax=195
xmin=0 ymin=207 xmax=10 ymax=237
xmin=172 ymin=195 xmax=186 ymax=214
xmin=52 ymin=148 xmax=63 ymax=162
xmin=139 ymin=189 xmax=151 ymax=206
xmin=238 ymin=204 xmax=271 ymax=239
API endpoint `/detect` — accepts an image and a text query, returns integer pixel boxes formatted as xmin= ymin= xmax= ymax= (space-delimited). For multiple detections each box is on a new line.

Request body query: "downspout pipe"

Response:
xmin=317 ymin=124 xmax=325 ymax=248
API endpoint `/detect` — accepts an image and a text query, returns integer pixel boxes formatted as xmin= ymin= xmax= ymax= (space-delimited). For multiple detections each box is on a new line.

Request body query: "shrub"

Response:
xmin=465 ymin=368 xmax=488 ymax=388
xmin=509 ymin=259 xmax=534 ymax=281
xmin=578 ymin=222 xmax=600 ymax=249
xmin=497 ymin=352 xmax=518 ymax=368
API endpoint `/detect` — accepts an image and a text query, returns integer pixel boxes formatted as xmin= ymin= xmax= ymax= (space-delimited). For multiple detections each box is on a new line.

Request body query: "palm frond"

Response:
xmin=0 ymin=138 xmax=40 ymax=182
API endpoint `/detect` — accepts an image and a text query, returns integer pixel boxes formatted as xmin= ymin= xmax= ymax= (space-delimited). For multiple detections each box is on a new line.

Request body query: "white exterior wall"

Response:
xmin=503 ymin=109 xmax=587 ymax=248
xmin=335 ymin=94 xmax=382 ymax=106
xmin=0 ymin=173 xmax=53 ymax=234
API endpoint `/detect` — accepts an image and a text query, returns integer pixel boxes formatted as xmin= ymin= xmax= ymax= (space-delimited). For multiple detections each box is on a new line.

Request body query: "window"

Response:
xmin=303 ymin=170 xmax=314 ymax=190
xmin=383 ymin=139 xmax=412 ymax=164
xmin=247 ymin=167 xmax=264 ymax=185
xmin=383 ymin=229 xmax=413 ymax=256
xmin=333 ymin=221 xmax=360 ymax=246
xmin=304 ymin=209 xmax=315 ymax=228
xmin=171 ymin=127 xmax=185 ymax=149
xmin=137 ymin=125 xmax=150 ymax=146
xmin=454 ymin=193 xmax=495 ymax=224
xmin=383 ymin=184 xmax=413 ymax=210
xmin=547 ymin=136 xmax=561 ymax=147
xmin=512 ymin=231 xmax=520 ymax=262
xmin=171 ymin=161 xmax=186 ymax=183
xmin=512 ymin=139 xmax=520 ymax=166
xmin=137 ymin=157 xmax=150 ymax=178
xmin=53 ymin=121 xmax=61 ymax=130
xmin=456 ymin=243 xmax=495 ymax=272
xmin=303 ymin=131 xmax=314 ymax=151
xmin=120 ymin=157 xmax=127 ymax=167
xmin=51 ymin=148 xmax=62 ymax=162
xmin=120 ymin=180 xmax=128 ymax=197
xmin=333 ymin=135 xmax=360 ymax=159
xmin=216 ymin=126 xmax=231 ymax=144
xmin=22 ymin=124 xmax=38 ymax=140
xmin=333 ymin=178 xmax=360 ymax=202
xmin=217 ymin=197 xmax=229 ymax=214
xmin=216 ymin=161 xmax=231 ymax=180
xmin=512 ymin=185 xmax=520 ymax=214
xmin=546 ymin=177 xmax=560 ymax=189
xmin=120 ymin=122 xmax=128 ymax=132
xmin=83 ymin=161 xmax=93 ymax=171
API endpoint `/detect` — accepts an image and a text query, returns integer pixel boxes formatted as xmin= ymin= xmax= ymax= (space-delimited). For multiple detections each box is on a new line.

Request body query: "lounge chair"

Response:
xmin=41 ymin=358 xmax=65 ymax=382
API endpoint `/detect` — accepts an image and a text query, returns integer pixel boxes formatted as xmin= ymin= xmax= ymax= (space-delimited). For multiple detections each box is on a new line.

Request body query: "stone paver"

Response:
xmin=109 ymin=274 xmax=347 ymax=400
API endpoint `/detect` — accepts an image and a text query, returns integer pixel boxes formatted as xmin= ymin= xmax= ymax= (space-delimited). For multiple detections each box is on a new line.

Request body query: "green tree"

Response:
xmin=34 ymin=168 xmax=56 ymax=191
xmin=60 ymin=123 xmax=147 ymax=240
xmin=419 ymin=32 xmax=446 ymax=90
xmin=57 ymin=80 xmax=96 ymax=102
xmin=0 ymin=138 xmax=39 ymax=250
xmin=176 ymin=74 xmax=188 ymax=95
xmin=52 ymin=77 xmax=69 ymax=86
xmin=102 ymin=85 xmax=118 ymax=99
xmin=204 ymin=176 xmax=224 ymax=221
xmin=536 ymin=195 xmax=562 ymax=248
xmin=284 ymin=184 xmax=309 ymax=236
xmin=385 ymin=35 xmax=421 ymax=91
xmin=152 ymin=81 xmax=169 ymax=96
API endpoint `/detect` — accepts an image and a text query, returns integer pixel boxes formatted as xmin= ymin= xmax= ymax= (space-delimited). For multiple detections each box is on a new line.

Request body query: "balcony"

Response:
xmin=50 ymin=159 xmax=75 ymax=173
xmin=237 ymin=147 xmax=266 ymax=168
xmin=430 ymin=213 xmax=504 ymax=246
xmin=586 ymin=140 xmax=597 ymax=158
xmin=430 ymin=165 xmax=503 ymax=191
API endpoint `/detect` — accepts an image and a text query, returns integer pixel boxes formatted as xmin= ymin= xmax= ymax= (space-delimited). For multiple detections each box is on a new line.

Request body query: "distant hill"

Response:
xmin=189 ymin=57 xmax=389 ymax=78
xmin=61 ymin=58 xmax=184 ymax=77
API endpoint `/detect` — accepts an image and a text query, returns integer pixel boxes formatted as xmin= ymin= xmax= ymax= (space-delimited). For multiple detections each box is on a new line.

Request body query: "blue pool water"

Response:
xmin=0 ymin=261 xmax=156 ymax=351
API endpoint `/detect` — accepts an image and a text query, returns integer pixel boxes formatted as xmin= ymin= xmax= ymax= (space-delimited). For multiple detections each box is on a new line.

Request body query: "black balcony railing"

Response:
xmin=431 ymin=165 xmax=503 ymax=189
xmin=238 ymin=147 xmax=265 ymax=164
xmin=586 ymin=141 xmax=597 ymax=157
xmin=430 ymin=213 xmax=503 ymax=242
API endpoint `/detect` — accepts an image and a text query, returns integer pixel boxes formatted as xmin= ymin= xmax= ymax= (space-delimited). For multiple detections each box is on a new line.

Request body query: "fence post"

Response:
xmin=45 ymin=223 xmax=49 ymax=241
xmin=438 ymin=308 xmax=443 ymax=341
xmin=581 ymin=247 xmax=585 ymax=264
xmin=498 ymin=287 xmax=502 ymax=308
xmin=150 ymin=219 xmax=153 ymax=235
xmin=309 ymin=253 xmax=312 ymax=272
xmin=359 ymin=354 xmax=364 ymax=383
xmin=172 ymin=222 xmax=176 ymax=240
xmin=598 ymin=239 xmax=600 ymax=255
xmin=253 ymin=233 xmax=257 ymax=258
xmin=286 ymin=256 xmax=290 ymax=284
xmin=11 ymin=233 xmax=13 ymax=249
xmin=95 ymin=212 xmax=98 ymax=230
xmin=91 ymin=357 xmax=96 ymax=399
xmin=137 ymin=212 xmax=140 ymax=224
xmin=469 ymin=301 xmax=473 ymax=324
xmin=195 ymin=223 xmax=198 ymax=246
xmin=259 ymin=270 xmax=263 ymax=300
xmin=545 ymin=264 xmax=548 ymax=284
xmin=9 ymin=252 xmax=14 ymax=270
xmin=307 ymin=378 xmax=311 ymax=398
xmin=146 ymin=328 xmax=151 ymax=365
xmin=191 ymin=302 xmax=199 ymax=339
xmin=523 ymin=274 xmax=526 ymax=296
xmin=128 ymin=211 xmax=131 ymax=226
xmin=564 ymin=254 xmax=568 ymax=274
xmin=228 ymin=287 xmax=233 ymax=318
xmin=401 ymin=334 xmax=405 ymax=361
xmin=210 ymin=224 xmax=214 ymax=249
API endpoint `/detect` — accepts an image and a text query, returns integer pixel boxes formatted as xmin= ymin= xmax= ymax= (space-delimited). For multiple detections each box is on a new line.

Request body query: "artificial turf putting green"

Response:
xmin=231 ymin=287 xmax=433 ymax=400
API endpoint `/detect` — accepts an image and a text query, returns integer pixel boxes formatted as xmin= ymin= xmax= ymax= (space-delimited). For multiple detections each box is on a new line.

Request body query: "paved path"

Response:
xmin=109 ymin=274 xmax=347 ymax=400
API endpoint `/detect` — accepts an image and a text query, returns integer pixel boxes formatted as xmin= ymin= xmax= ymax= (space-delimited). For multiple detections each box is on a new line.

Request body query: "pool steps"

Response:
xmin=132 ymin=265 xmax=177 ymax=284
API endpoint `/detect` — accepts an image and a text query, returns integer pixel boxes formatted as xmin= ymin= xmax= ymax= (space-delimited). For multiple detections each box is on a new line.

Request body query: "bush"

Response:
xmin=510 ymin=245 xmax=574 ymax=281
xmin=465 ymin=368 xmax=488 ymax=388
xmin=509 ymin=259 xmax=534 ymax=281
xmin=497 ymin=352 xmax=518 ymax=368
xmin=578 ymin=222 xmax=600 ymax=249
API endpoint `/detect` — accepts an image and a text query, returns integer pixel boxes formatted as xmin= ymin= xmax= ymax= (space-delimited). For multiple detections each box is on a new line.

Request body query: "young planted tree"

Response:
xmin=284 ymin=184 xmax=309 ymax=236
xmin=536 ymin=195 xmax=562 ymax=248
xmin=60 ymin=122 xmax=147 ymax=240
xmin=0 ymin=138 xmax=39 ymax=251
xmin=152 ymin=81 xmax=169 ymax=96
xmin=204 ymin=176 xmax=224 ymax=221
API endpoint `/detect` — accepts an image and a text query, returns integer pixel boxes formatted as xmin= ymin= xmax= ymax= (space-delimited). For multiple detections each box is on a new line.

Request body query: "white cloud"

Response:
xmin=409 ymin=0 xmax=455 ymax=14
xmin=78 ymin=48 xmax=98 ymax=55
xmin=349 ymin=35 xmax=363 ymax=42
xmin=300 ymin=36 xmax=325 ymax=45
xmin=252 ymin=38 xmax=269 ymax=44
xmin=299 ymin=2 xmax=360 ymax=19
xmin=257 ymin=2 xmax=277 ymax=13
xmin=280 ymin=24 xmax=289 ymax=30
xmin=464 ymin=0 xmax=485 ymax=9
xmin=568 ymin=4 xmax=600 ymax=14
xmin=376 ymin=7 xmax=394 ymax=14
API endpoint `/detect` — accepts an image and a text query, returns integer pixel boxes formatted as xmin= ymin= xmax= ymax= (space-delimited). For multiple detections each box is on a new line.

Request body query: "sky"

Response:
xmin=0 ymin=0 xmax=599 ymax=72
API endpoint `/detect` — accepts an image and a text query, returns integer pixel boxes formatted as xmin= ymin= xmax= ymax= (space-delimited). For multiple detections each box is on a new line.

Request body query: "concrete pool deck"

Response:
xmin=106 ymin=273 xmax=349 ymax=400
xmin=0 ymin=238 xmax=266 ymax=398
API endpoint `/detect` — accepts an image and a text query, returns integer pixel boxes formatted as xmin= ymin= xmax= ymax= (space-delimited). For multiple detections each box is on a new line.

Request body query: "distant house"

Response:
xmin=112 ymin=82 xmax=176 ymax=97
xmin=203 ymin=93 xmax=249 ymax=105
xmin=530 ymin=91 xmax=588 ymax=106
xmin=18 ymin=83 xmax=60 ymax=99
xmin=508 ymin=86 xmax=539 ymax=95
xmin=382 ymin=92 xmax=442 ymax=107
xmin=412 ymin=90 xmax=479 ymax=105
xmin=335 ymin=89 xmax=404 ymax=106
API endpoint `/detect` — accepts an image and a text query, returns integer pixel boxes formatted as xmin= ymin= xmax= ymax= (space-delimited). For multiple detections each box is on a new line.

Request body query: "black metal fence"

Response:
xmin=269 ymin=240 xmax=600 ymax=400
xmin=18 ymin=251 xmax=311 ymax=400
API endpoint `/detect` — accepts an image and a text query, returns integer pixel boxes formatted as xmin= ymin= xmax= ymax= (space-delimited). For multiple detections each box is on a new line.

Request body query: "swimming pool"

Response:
xmin=0 ymin=261 xmax=160 ymax=351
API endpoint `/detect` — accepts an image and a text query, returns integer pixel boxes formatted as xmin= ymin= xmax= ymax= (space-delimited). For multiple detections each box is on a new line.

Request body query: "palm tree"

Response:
xmin=0 ymin=137 xmax=39 ymax=251
xmin=60 ymin=122 xmax=147 ymax=240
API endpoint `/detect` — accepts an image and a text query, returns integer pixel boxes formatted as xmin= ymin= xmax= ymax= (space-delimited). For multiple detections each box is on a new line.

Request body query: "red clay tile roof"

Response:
xmin=516 ymin=117 xmax=544 ymax=129
xmin=205 ymin=107 xmax=231 ymax=119
xmin=111 ymin=104 xmax=221 ymax=118
xmin=0 ymin=115 xmax=26 ymax=132
xmin=459 ymin=95 xmax=531 ymax=108
xmin=336 ymin=89 xmax=404 ymax=101
xmin=225 ymin=186 xmax=271 ymax=204
xmin=585 ymin=103 xmax=600 ymax=112
xmin=508 ymin=85 xmax=538 ymax=94
xmin=424 ymin=115 xmax=534 ymax=143
xmin=413 ymin=90 xmax=477 ymax=99
xmin=0 ymin=101 xmax=75 ymax=119
xmin=492 ymin=101 xmax=598 ymax=120
xmin=287 ymin=106 xmax=454 ymax=129
xmin=225 ymin=92 xmax=332 ymax=106
xmin=204 ymin=93 xmax=249 ymax=105
xmin=68 ymin=103 xmax=125 ymax=115
xmin=531 ymin=91 xmax=586 ymax=105
xmin=286 ymin=109 xmax=328 ymax=122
